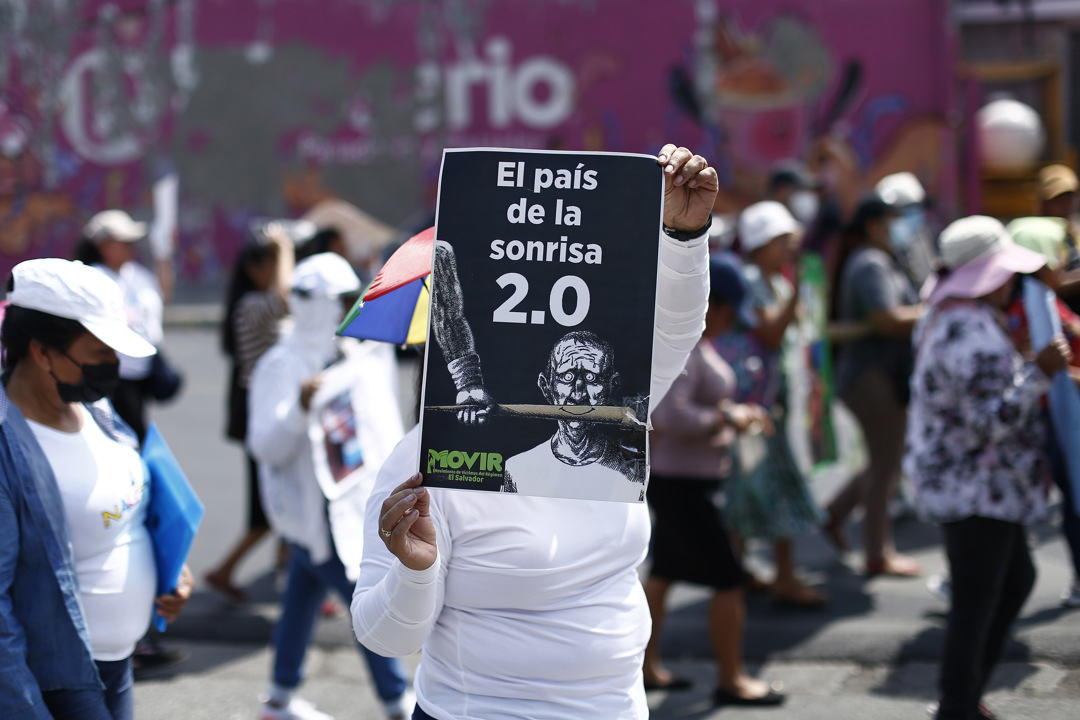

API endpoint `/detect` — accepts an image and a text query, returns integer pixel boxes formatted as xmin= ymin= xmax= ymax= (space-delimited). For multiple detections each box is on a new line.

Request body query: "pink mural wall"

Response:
xmin=0 ymin=0 xmax=957 ymax=283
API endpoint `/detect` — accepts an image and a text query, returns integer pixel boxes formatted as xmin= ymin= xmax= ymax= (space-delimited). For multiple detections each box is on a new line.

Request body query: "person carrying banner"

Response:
xmin=0 ymin=259 xmax=192 ymax=720
xmin=247 ymin=253 xmax=409 ymax=720
xmin=352 ymin=144 xmax=714 ymax=720
xmin=643 ymin=252 xmax=783 ymax=707
xmin=906 ymin=216 xmax=1071 ymax=720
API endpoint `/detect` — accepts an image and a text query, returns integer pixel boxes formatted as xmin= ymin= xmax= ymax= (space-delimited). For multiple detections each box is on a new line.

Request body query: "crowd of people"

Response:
xmin=4 ymin=144 xmax=1080 ymax=720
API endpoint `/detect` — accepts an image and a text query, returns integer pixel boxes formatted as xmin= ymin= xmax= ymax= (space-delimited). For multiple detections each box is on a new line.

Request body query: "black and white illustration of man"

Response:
xmin=501 ymin=330 xmax=646 ymax=502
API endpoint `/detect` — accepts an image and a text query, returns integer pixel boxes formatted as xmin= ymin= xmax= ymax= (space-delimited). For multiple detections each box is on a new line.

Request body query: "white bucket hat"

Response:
xmin=7 ymin=258 xmax=156 ymax=357
xmin=83 ymin=210 xmax=148 ymax=243
xmin=738 ymin=201 xmax=801 ymax=255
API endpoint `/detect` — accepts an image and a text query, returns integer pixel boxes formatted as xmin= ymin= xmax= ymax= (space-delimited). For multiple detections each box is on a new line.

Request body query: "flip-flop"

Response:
xmin=713 ymin=688 xmax=785 ymax=706
xmin=643 ymin=676 xmax=693 ymax=692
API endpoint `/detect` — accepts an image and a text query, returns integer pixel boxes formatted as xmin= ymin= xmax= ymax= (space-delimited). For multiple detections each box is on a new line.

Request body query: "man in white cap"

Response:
xmin=247 ymin=253 xmax=409 ymax=720
xmin=0 ymin=258 xmax=192 ymax=720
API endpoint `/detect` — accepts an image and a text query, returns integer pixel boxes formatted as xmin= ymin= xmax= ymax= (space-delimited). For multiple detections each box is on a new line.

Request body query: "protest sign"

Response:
xmin=309 ymin=341 xmax=403 ymax=501
xmin=418 ymin=148 xmax=663 ymax=503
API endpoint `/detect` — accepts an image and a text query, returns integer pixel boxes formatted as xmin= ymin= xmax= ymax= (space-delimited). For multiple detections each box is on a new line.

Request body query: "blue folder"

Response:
xmin=1023 ymin=278 xmax=1080 ymax=518
xmin=142 ymin=423 xmax=204 ymax=631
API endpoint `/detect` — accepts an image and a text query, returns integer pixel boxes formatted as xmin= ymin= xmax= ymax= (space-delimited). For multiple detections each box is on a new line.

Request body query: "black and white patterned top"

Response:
xmin=904 ymin=300 xmax=1051 ymax=525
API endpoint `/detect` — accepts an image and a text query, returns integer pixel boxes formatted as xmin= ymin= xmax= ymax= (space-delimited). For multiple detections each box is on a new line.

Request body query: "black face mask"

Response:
xmin=51 ymin=351 xmax=121 ymax=404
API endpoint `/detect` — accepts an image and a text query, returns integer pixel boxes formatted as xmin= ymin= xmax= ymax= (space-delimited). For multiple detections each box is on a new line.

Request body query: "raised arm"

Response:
xmin=651 ymin=145 xmax=715 ymax=406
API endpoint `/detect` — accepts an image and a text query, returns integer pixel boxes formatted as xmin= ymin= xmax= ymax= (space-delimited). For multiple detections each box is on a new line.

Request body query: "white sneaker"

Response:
xmin=1061 ymin=582 xmax=1080 ymax=608
xmin=926 ymin=573 xmax=951 ymax=603
xmin=259 ymin=696 xmax=335 ymax=720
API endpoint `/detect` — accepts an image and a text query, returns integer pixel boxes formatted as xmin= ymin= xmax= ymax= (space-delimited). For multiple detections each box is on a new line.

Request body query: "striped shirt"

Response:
xmin=233 ymin=291 xmax=287 ymax=388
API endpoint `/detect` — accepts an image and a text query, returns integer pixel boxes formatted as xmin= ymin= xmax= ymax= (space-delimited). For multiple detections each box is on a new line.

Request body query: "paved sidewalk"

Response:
xmin=133 ymin=641 xmax=1080 ymax=720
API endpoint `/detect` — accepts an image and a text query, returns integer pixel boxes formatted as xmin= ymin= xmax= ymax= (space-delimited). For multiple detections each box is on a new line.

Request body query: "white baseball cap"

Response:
xmin=7 ymin=258 xmax=157 ymax=357
xmin=875 ymin=172 xmax=926 ymax=207
xmin=738 ymin=201 xmax=801 ymax=255
xmin=291 ymin=252 xmax=361 ymax=298
xmin=83 ymin=210 xmax=148 ymax=243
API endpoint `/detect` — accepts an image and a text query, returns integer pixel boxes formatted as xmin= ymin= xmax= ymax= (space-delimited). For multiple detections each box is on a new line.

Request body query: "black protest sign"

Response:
xmin=418 ymin=148 xmax=663 ymax=503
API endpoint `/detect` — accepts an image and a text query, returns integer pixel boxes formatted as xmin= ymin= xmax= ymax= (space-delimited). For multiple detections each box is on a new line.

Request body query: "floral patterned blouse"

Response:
xmin=904 ymin=300 xmax=1051 ymax=525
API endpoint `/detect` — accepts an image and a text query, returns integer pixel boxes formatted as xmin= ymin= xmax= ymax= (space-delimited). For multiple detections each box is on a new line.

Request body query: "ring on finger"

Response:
xmin=380 ymin=527 xmax=392 ymax=539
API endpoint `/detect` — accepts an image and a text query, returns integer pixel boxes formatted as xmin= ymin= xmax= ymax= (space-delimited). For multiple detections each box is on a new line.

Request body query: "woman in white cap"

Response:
xmin=906 ymin=216 xmax=1071 ymax=720
xmin=74 ymin=209 xmax=173 ymax=442
xmin=713 ymin=200 xmax=826 ymax=607
xmin=0 ymin=259 xmax=192 ymax=720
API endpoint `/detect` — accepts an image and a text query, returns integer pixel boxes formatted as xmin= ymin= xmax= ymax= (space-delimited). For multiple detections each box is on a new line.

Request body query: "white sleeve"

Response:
xmin=246 ymin=352 xmax=309 ymax=468
xmin=351 ymin=428 xmax=449 ymax=657
xmin=650 ymin=230 xmax=709 ymax=409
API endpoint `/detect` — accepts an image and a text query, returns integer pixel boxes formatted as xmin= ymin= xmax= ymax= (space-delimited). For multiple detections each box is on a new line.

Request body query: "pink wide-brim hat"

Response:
xmin=922 ymin=215 xmax=1047 ymax=304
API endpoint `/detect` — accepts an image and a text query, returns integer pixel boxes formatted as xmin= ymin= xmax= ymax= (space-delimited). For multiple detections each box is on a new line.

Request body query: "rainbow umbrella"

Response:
xmin=337 ymin=227 xmax=434 ymax=345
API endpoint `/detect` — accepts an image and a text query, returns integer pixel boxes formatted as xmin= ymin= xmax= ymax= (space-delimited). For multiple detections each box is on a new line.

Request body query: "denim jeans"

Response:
xmin=41 ymin=657 xmax=132 ymax=720
xmin=275 ymin=542 xmax=407 ymax=703
xmin=937 ymin=516 xmax=1035 ymax=720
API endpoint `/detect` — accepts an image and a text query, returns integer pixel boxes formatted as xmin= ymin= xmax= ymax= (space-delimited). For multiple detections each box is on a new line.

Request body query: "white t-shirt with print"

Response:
xmin=28 ymin=406 xmax=157 ymax=661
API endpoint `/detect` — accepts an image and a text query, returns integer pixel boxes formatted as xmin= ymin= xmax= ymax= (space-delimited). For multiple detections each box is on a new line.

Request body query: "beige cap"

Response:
xmin=1039 ymin=164 xmax=1079 ymax=201
xmin=83 ymin=210 xmax=148 ymax=243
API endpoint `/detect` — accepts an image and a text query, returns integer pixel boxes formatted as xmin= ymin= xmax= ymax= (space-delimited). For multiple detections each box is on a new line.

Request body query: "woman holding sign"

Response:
xmin=0 ymin=259 xmax=192 ymax=720
xmin=352 ymin=145 xmax=714 ymax=720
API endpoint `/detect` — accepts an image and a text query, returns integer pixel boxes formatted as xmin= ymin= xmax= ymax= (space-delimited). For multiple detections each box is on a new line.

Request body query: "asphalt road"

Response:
xmin=138 ymin=323 xmax=1080 ymax=720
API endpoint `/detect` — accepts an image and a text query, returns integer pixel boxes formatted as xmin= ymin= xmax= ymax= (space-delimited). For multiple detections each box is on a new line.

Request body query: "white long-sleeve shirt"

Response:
xmin=248 ymin=322 xmax=402 ymax=572
xmin=351 ymin=231 xmax=709 ymax=720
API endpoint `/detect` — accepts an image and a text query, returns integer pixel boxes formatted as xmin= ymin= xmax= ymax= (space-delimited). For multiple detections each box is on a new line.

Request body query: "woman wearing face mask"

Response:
xmin=0 ymin=259 xmax=192 ymax=720
xmin=824 ymin=194 xmax=924 ymax=576
xmin=906 ymin=217 xmax=1070 ymax=719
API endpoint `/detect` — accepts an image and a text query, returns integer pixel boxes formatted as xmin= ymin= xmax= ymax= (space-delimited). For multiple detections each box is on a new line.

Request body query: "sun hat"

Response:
xmin=1039 ymin=164 xmax=1079 ymax=201
xmin=291 ymin=252 xmax=361 ymax=299
xmin=923 ymin=216 xmax=1046 ymax=304
xmin=738 ymin=201 xmax=801 ymax=255
xmin=1006 ymin=216 xmax=1068 ymax=270
xmin=7 ymin=258 xmax=156 ymax=357
xmin=83 ymin=210 xmax=148 ymax=243
xmin=709 ymin=252 xmax=759 ymax=328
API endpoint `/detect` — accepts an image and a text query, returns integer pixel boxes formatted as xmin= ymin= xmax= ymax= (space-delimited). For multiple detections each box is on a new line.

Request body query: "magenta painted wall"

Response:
xmin=1 ymin=0 xmax=956 ymax=283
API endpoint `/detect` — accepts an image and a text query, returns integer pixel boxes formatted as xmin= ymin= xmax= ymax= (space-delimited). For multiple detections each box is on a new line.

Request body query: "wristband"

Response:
xmin=447 ymin=353 xmax=484 ymax=392
xmin=663 ymin=215 xmax=712 ymax=242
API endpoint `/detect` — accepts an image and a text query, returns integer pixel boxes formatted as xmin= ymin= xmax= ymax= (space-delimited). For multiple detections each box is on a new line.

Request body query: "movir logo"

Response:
xmin=427 ymin=449 xmax=504 ymax=474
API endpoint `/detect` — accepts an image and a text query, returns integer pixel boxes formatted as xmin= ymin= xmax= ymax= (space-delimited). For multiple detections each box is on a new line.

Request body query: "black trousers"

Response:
xmin=937 ymin=516 xmax=1035 ymax=719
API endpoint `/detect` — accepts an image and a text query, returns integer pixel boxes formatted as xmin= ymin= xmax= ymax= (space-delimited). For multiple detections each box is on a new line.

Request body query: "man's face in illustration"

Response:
xmin=539 ymin=336 xmax=618 ymax=407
